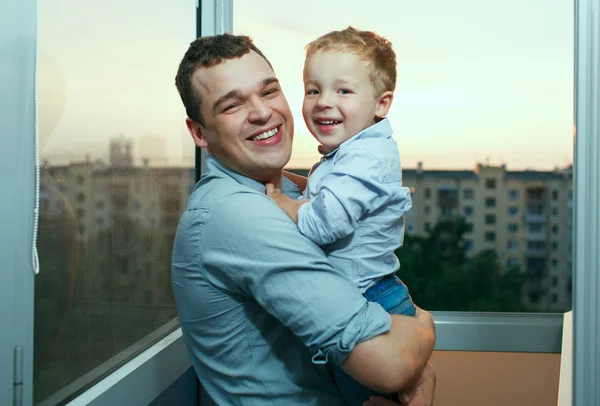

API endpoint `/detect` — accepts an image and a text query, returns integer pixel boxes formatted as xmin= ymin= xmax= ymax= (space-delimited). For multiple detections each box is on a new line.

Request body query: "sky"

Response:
xmin=40 ymin=0 xmax=574 ymax=170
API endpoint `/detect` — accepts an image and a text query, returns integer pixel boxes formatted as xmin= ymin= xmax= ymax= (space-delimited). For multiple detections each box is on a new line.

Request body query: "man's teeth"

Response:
xmin=251 ymin=127 xmax=278 ymax=141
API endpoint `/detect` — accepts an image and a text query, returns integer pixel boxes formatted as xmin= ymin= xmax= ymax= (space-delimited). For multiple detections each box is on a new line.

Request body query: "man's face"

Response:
xmin=189 ymin=51 xmax=294 ymax=181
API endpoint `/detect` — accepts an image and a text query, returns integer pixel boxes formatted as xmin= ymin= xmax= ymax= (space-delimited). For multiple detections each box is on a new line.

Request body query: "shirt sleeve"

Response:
xmin=297 ymin=145 xmax=396 ymax=246
xmin=197 ymin=189 xmax=391 ymax=366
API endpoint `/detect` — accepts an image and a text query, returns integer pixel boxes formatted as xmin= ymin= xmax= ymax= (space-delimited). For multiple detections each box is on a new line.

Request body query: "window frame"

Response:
xmin=7 ymin=0 xmax=600 ymax=404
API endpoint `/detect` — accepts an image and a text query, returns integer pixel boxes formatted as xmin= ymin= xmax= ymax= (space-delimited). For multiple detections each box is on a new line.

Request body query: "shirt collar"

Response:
xmin=204 ymin=155 xmax=298 ymax=194
xmin=320 ymin=118 xmax=393 ymax=158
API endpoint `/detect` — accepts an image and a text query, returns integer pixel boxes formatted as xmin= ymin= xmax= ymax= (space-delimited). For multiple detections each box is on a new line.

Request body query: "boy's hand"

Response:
xmin=265 ymin=183 xmax=308 ymax=224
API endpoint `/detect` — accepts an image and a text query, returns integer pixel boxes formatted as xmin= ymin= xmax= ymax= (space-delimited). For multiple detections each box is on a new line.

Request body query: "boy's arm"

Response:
xmin=283 ymin=170 xmax=308 ymax=192
xmin=295 ymin=147 xmax=403 ymax=246
xmin=266 ymin=183 xmax=308 ymax=224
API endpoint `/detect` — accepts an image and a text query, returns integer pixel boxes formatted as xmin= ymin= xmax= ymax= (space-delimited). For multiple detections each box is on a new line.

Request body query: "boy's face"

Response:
xmin=302 ymin=50 xmax=392 ymax=153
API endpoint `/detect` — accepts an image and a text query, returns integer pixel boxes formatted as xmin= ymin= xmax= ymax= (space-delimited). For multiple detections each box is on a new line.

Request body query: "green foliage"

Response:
xmin=396 ymin=217 xmax=529 ymax=312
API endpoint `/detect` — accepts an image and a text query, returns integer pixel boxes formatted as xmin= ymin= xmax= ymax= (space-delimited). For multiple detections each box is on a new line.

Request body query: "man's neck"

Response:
xmin=260 ymin=170 xmax=284 ymax=189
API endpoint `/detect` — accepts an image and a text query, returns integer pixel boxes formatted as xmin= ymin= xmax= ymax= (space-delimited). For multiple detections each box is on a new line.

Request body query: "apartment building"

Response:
xmin=403 ymin=162 xmax=573 ymax=312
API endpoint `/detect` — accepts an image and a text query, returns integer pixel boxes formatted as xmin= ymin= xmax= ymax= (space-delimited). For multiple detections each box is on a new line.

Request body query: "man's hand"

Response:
xmin=362 ymin=362 xmax=436 ymax=406
xmin=265 ymin=183 xmax=308 ymax=224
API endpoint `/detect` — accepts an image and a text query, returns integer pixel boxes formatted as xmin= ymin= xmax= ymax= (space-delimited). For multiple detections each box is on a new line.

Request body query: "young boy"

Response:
xmin=266 ymin=27 xmax=416 ymax=404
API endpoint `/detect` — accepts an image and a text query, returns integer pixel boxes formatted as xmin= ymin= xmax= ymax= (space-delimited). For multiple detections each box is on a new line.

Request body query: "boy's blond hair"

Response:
xmin=305 ymin=26 xmax=397 ymax=97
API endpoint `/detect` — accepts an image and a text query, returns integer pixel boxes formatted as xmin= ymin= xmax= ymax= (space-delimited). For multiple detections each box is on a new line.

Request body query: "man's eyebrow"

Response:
xmin=212 ymin=89 xmax=241 ymax=114
xmin=211 ymin=77 xmax=280 ymax=114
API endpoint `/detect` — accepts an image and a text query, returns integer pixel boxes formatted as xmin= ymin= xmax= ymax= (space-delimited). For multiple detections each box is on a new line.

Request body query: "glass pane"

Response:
xmin=233 ymin=0 xmax=573 ymax=312
xmin=35 ymin=1 xmax=195 ymax=402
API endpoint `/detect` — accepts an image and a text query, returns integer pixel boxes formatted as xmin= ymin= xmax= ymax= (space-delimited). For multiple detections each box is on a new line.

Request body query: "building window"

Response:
xmin=76 ymin=208 xmax=85 ymax=218
xmin=509 ymin=189 xmax=519 ymax=200
xmin=552 ymin=207 xmax=559 ymax=217
xmin=507 ymin=258 xmax=519 ymax=268
xmin=552 ymin=241 xmax=559 ymax=252
xmin=552 ymin=190 xmax=559 ymax=200
xmin=486 ymin=179 xmax=497 ymax=189
xmin=485 ymin=197 xmax=496 ymax=207
xmin=425 ymin=188 xmax=431 ymax=199
xmin=552 ymin=224 xmax=559 ymax=233
xmin=528 ymin=223 xmax=543 ymax=233
xmin=424 ymin=205 xmax=430 ymax=214
xmin=77 ymin=193 xmax=85 ymax=203
xmin=425 ymin=222 xmax=431 ymax=232
xmin=552 ymin=294 xmax=558 ymax=304
xmin=485 ymin=231 xmax=496 ymax=242
xmin=464 ymin=206 xmax=473 ymax=216
xmin=442 ymin=207 xmax=454 ymax=216
xmin=464 ymin=240 xmax=473 ymax=251
xmin=485 ymin=214 xmax=496 ymax=225
xmin=465 ymin=223 xmax=474 ymax=233
xmin=77 ymin=175 xmax=85 ymax=185
xmin=508 ymin=223 xmax=519 ymax=233
xmin=508 ymin=206 xmax=519 ymax=216
xmin=552 ymin=259 xmax=559 ymax=270
xmin=507 ymin=240 xmax=518 ymax=251
xmin=407 ymin=223 xmax=415 ymax=233
xmin=463 ymin=188 xmax=474 ymax=200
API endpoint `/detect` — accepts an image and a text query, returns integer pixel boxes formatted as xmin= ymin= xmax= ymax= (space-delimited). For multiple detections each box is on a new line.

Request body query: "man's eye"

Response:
xmin=223 ymin=104 xmax=237 ymax=112
xmin=263 ymin=89 xmax=278 ymax=97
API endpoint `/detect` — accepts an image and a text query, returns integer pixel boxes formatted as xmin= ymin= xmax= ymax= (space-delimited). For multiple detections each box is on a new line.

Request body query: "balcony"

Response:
xmin=525 ymin=214 xmax=547 ymax=223
xmin=525 ymin=231 xmax=547 ymax=241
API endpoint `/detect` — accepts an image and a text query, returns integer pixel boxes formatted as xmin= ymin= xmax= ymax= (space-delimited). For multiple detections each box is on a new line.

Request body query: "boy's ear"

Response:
xmin=186 ymin=117 xmax=209 ymax=149
xmin=375 ymin=91 xmax=394 ymax=119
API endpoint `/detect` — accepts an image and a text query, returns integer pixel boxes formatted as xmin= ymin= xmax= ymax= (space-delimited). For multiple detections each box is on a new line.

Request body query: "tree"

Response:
xmin=395 ymin=217 xmax=528 ymax=312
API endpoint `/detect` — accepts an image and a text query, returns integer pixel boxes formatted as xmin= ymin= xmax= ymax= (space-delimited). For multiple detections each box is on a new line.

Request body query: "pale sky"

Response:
xmin=40 ymin=0 xmax=574 ymax=170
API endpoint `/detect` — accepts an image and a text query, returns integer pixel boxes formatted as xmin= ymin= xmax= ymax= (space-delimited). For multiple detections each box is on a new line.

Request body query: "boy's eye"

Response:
xmin=339 ymin=89 xmax=351 ymax=95
xmin=306 ymin=89 xmax=319 ymax=96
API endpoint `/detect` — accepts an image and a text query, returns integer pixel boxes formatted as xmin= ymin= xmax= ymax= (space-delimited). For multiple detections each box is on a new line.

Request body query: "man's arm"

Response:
xmin=201 ymin=191 xmax=434 ymax=392
xmin=342 ymin=309 xmax=435 ymax=394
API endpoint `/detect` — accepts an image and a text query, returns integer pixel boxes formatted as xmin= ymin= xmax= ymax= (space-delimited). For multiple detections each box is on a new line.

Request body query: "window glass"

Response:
xmin=36 ymin=0 xmax=195 ymax=402
xmin=233 ymin=0 xmax=573 ymax=313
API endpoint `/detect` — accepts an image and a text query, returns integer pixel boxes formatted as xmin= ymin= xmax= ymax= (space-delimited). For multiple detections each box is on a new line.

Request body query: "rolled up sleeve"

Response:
xmin=297 ymin=148 xmax=390 ymax=246
xmin=199 ymin=190 xmax=391 ymax=366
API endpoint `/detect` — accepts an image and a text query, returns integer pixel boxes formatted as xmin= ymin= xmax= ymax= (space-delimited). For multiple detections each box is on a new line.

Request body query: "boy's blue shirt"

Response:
xmin=298 ymin=118 xmax=413 ymax=292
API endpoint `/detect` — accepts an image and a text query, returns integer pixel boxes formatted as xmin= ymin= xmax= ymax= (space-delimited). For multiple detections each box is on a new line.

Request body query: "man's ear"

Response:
xmin=375 ymin=91 xmax=394 ymax=119
xmin=186 ymin=117 xmax=208 ymax=148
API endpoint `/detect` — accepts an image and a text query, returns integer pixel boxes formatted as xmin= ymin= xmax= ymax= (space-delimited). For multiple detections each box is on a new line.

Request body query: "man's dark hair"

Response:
xmin=175 ymin=34 xmax=273 ymax=127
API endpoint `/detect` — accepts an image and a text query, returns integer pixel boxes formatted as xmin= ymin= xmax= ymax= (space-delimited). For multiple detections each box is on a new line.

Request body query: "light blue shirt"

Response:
xmin=298 ymin=118 xmax=412 ymax=292
xmin=171 ymin=156 xmax=392 ymax=405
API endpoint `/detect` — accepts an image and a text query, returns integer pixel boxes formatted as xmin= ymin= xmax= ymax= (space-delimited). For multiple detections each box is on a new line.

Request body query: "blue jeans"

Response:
xmin=333 ymin=274 xmax=416 ymax=406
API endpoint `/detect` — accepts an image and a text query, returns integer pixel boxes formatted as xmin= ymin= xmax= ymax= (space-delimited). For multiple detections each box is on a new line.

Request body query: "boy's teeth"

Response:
xmin=318 ymin=120 xmax=339 ymax=125
xmin=251 ymin=127 xmax=278 ymax=141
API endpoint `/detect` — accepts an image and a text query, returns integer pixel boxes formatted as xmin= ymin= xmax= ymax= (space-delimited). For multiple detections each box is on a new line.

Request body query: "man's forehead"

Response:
xmin=192 ymin=51 xmax=275 ymax=97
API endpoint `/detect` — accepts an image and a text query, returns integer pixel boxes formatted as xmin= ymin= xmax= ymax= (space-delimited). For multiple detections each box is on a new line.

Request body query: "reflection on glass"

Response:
xmin=234 ymin=0 xmax=573 ymax=313
xmin=35 ymin=0 xmax=195 ymax=402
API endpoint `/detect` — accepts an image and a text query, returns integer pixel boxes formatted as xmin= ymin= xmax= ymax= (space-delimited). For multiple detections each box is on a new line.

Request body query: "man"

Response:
xmin=172 ymin=33 xmax=436 ymax=405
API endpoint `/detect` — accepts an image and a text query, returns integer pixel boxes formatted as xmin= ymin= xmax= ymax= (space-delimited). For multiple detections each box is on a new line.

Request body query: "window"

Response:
xmin=464 ymin=240 xmax=473 ymax=251
xmin=552 ymin=207 xmax=559 ymax=217
xmin=485 ymin=214 xmax=496 ymax=225
xmin=552 ymin=190 xmax=559 ymax=200
xmin=508 ymin=206 xmax=519 ymax=216
xmin=552 ymin=224 xmax=559 ymax=233
xmin=528 ymin=223 xmax=543 ymax=233
xmin=465 ymin=223 xmax=474 ymax=233
xmin=552 ymin=241 xmax=559 ymax=251
xmin=508 ymin=223 xmax=520 ymax=233
xmin=507 ymin=258 xmax=519 ymax=268
xmin=507 ymin=240 xmax=518 ymax=251
xmin=35 ymin=1 xmax=194 ymax=403
xmin=233 ymin=0 xmax=574 ymax=317
xmin=424 ymin=205 xmax=430 ymax=214
xmin=485 ymin=231 xmax=496 ymax=242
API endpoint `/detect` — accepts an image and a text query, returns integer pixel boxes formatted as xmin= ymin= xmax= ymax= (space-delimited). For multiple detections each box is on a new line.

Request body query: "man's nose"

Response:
xmin=248 ymin=96 xmax=272 ymax=123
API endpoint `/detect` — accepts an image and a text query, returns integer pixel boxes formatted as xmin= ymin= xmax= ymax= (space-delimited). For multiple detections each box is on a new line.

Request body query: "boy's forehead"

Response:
xmin=304 ymin=51 xmax=371 ymax=79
